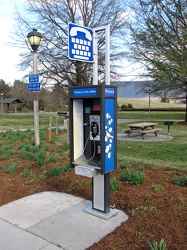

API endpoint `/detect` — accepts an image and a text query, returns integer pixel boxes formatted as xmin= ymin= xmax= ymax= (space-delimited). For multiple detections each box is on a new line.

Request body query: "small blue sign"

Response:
xmin=28 ymin=83 xmax=40 ymax=92
xmin=29 ymin=74 xmax=39 ymax=83
xmin=73 ymin=87 xmax=97 ymax=97
xmin=68 ymin=23 xmax=93 ymax=62
xmin=105 ymin=88 xmax=115 ymax=96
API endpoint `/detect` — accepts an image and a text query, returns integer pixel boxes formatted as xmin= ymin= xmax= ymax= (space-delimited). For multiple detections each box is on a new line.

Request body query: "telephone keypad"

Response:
xmin=71 ymin=38 xmax=91 ymax=59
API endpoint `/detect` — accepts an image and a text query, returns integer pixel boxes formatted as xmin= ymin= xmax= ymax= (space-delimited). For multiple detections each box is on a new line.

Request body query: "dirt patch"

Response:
xmin=0 ymin=130 xmax=186 ymax=249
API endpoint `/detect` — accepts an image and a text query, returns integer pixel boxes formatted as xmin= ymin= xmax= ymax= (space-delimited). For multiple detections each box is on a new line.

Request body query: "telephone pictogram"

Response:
xmin=68 ymin=23 xmax=93 ymax=62
xmin=70 ymin=27 xmax=92 ymax=41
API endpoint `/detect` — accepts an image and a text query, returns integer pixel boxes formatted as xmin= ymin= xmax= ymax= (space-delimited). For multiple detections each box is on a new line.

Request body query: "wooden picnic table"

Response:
xmin=128 ymin=122 xmax=158 ymax=130
xmin=124 ymin=122 xmax=162 ymax=140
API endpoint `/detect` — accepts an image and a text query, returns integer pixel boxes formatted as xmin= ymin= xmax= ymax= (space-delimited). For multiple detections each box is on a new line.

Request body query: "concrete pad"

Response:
xmin=84 ymin=205 xmax=119 ymax=220
xmin=41 ymin=244 xmax=63 ymax=250
xmin=27 ymin=199 xmax=128 ymax=250
xmin=0 ymin=192 xmax=83 ymax=229
xmin=0 ymin=192 xmax=128 ymax=250
xmin=0 ymin=219 xmax=57 ymax=250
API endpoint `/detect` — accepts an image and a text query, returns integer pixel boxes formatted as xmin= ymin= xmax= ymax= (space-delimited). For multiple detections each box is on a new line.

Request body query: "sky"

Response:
xmin=0 ymin=0 xmax=145 ymax=85
xmin=0 ymin=0 xmax=25 ymax=84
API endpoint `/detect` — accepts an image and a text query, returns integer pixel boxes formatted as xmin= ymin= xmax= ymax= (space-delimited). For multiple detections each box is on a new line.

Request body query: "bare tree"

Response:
xmin=127 ymin=0 xmax=187 ymax=120
xmin=13 ymin=0 xmax=128 ymax=89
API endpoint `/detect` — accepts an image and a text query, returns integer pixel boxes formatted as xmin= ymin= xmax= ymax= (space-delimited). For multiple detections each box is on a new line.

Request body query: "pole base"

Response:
xmin=84 ymin=206 xmax=118 ymax=220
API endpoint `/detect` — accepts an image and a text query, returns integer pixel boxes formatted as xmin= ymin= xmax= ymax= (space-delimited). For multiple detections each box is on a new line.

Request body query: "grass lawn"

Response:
xmin=0 ymin=113 xmax=64 ymax=130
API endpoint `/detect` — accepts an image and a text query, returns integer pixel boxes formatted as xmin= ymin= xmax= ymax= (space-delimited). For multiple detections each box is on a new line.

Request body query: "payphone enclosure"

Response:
xmin=69 ymin=85 xmax=117 ymax=175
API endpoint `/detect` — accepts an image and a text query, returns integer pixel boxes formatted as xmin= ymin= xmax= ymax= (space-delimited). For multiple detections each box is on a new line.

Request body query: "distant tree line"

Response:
xmin=0 ymin=79 xmax=67 ymax=112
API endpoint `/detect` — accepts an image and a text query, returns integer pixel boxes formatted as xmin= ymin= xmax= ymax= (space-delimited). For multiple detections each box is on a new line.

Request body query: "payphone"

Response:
xmin=69 ymin=85 xmax=117 ymax=214
xmin=69 ymin=85 xmax=117 ymax=174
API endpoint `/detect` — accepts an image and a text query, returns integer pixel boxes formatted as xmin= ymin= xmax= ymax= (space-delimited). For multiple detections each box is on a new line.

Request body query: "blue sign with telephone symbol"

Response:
xmin=68 ymin=23 xmax=93 ymax=62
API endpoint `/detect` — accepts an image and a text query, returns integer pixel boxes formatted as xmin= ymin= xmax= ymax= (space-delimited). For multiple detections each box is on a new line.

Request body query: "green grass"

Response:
xmin=117 ymin=122 xmax=187 ymax=169
xmin=0 ymin=113 xmax=64 ymax=130
xmin=119 ymin=168 xmax=145 ymax=184
xmin=117 ymin=111 xmax=185 ymax=120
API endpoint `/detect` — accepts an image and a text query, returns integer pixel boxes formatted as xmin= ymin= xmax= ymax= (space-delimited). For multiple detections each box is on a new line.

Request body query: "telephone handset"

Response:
xmin=70 ymin=27 xmax=92 ymax=41
xmin=91 ymin=122 xmax=99 ymax=138
xmin=89 ymin=115 xmax=100 ymax=141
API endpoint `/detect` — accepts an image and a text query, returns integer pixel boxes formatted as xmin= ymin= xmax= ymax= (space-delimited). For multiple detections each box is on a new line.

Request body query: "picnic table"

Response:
xmin=124 ymin=122 xmax=162 ymax=140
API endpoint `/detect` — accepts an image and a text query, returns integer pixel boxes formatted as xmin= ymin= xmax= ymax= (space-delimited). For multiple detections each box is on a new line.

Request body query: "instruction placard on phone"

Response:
xmin=68 ymin=23 xmax=93 ymax=62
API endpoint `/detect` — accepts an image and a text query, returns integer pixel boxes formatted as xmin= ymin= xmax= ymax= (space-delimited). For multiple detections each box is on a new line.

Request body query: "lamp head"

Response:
xmin=27 ymin=29 xmax=42 ymax=52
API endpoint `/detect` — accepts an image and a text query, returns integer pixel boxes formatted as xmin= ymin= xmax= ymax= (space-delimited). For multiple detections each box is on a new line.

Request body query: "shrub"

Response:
xmin=39 ymin=173 xmax=46 ymax=181
xmin=48 ymin=156 xmax=57 ymax=162
xmin=40 ymin=132 xmax=47 ymax=140
xmin=24 ymin=152 xmax=33 ymax=160
xmin=62 ymin=141 xmax=69 ymax=150
xmin=62 ymin=162 xmax=71 ymax=172
xmin=110 ymin=178 xmax=119 ymax=192
xmin=119 ymin=168 xmax=145 ymax=184
xmin=23 ymin=168 xmax=30 ymax=178
xmin=137 ymin=163 xmax=145 ymax=171
xmin=49 ymin=166 xmax=61 ymax=176
xmin=121 ymin=104 xmax=127 ymax=110
xmin=6 ymin=164 xmax=18 ymax=174
xmin=127 ymin=103 xmax=133 ymax=108
xmin=35 ymin=150 xmax=46 ymax=166
xmin=148 ymin=239 xmax=167 ymax=250
xmin=31 ymin=146 xmax=40 ymax=153
xmin=119 ymin=161 xmax=128 ymax=169
xmin=37 ymin=158 xmax=44 ymax=166
xmin=50 ymin=147 xmax=56 ymax=152
xmin=0 ymin=164 xmax=5 ymax=170
xmin=152 ymin=185 xmax=164 ymax=192
xmin=174 ymin=175 xmax=187 ymax=186
xmin=4 ymin=150 xmax=14 ymax=160
xmin=50 ymin=137 xmax=58 ymax=143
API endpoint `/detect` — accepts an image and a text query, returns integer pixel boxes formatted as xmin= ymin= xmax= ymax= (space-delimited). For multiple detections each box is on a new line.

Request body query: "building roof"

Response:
xmin=3 ymin=98 xmax=25 ymax=104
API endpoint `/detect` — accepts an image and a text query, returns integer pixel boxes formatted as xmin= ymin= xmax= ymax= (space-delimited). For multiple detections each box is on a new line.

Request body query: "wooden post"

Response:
xmin=49 ymin=117 xmax=52 ymax=141
xmin=56 ymin=116 xmax=59 ymax=135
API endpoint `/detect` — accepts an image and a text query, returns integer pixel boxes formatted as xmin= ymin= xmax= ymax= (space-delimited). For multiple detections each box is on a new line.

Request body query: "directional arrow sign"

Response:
xmin=28 ymin=83 xmax=40 ymax=92
xmin=29 ymin=74 xmax=39 ymax=83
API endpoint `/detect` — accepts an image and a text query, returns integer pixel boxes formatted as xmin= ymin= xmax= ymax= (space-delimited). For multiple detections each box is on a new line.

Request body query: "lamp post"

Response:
xmin=27 ymin=29 xmax=42 ymax=146
xmin=148 ymin=89 xmax=151 ymax=118
xmin=1 ymin=93 xmax=3 ymax=114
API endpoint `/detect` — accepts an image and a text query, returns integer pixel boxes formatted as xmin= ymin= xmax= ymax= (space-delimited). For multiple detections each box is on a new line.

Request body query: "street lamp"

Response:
xmin=27 ymin=29 xmax=42 ymax=146
xmin=1 ymin=93 xmax=3 ymax=114
xmin=148 ymin=89 xmax=151 ymax=118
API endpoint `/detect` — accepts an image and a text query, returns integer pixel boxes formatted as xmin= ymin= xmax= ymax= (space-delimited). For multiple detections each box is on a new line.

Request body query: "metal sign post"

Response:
xmin=28 ymin=55 xmax=40 ymax=146
xmin=68 ymin=24 xmax=117 ymax=219
xmin=93 ymin=25 xmax=110 ymax=85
